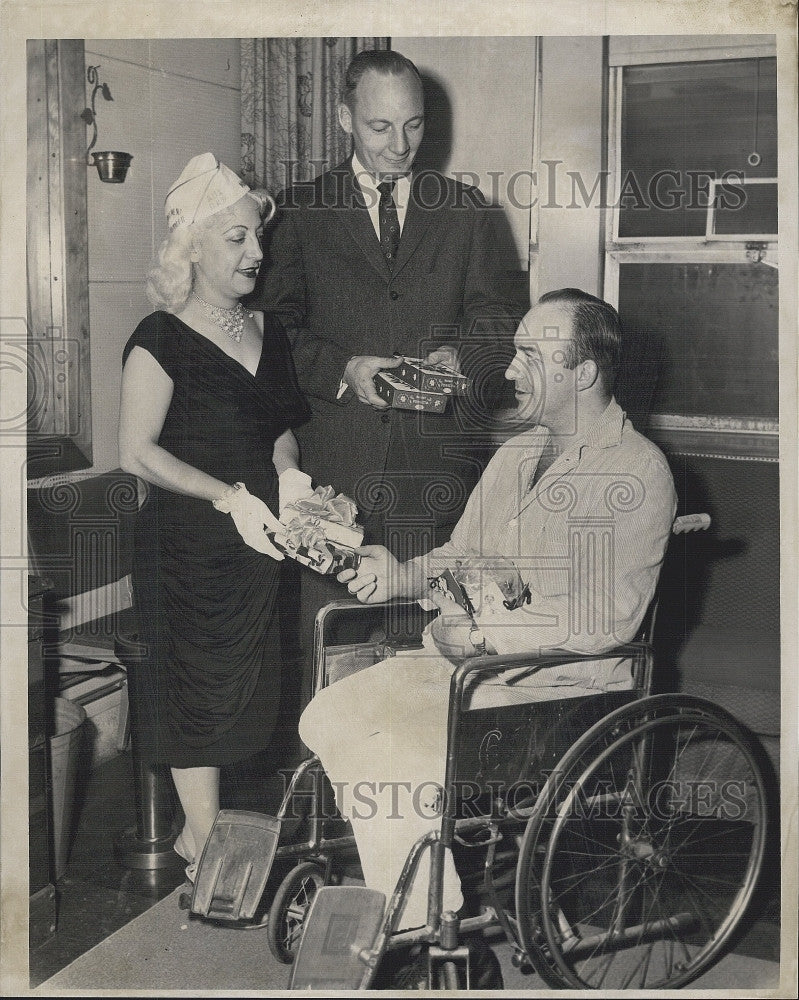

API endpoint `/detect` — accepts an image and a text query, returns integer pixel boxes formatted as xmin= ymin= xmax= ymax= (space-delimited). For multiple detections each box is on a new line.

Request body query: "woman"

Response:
xmin=119 ymin=153 xmax=313 ymax=877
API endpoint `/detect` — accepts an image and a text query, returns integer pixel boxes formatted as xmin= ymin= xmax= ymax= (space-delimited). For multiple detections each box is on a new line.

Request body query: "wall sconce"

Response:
xmin=81 ymin=65 xmax=132 ymax=183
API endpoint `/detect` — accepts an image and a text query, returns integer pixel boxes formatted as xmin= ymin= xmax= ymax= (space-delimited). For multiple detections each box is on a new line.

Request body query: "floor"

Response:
xmin=29 ymin=743 xmax=783 ymax=991
xmin=28 ymin=743 xmax=292 ymax=989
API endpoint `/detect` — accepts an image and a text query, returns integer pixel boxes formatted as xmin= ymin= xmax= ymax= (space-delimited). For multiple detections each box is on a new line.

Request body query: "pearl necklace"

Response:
xmin=191 ymin=291 xmax=252 ymax=344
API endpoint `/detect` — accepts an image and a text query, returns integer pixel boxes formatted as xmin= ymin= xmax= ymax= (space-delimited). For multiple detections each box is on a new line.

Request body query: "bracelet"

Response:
xmin=212 ymin=482 xmax=243 ymax=512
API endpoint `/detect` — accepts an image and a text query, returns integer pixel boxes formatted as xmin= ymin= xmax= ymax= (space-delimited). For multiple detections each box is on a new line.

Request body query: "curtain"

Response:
xmin=241 ymin=37 xmax=388 ymax=192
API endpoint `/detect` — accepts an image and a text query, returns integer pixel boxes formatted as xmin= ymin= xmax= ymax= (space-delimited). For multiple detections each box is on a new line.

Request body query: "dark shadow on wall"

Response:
xmin=418 ymin=70 xmax=527 ymax=301
xmin=652 ymin=464 xmax=719 ymax=696
xmin=414 ymin=72 xmax=453 ymax=175
xmin=653 ymin=456 xmax=780 ymax=701
xmin=614 ymin=328 xmax=664 ymax=436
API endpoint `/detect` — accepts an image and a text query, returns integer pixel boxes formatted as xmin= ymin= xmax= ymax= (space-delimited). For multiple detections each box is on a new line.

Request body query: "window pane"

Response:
xmin=617 ymin=262 xmax=778 ymax=418
xmin=713 ymin=180 xmax=778 ymax=237
xmin=619 ymin=58 xmax=777 ymax=238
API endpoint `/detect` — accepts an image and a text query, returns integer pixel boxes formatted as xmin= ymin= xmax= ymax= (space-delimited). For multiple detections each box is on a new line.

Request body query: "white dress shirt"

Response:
xmin=351 ymin=152 xmax=411 ymax=237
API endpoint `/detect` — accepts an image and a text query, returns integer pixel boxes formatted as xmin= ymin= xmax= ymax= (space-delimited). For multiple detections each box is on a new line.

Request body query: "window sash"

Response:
xmin=604 ymin=60 xmax=778 ymax=460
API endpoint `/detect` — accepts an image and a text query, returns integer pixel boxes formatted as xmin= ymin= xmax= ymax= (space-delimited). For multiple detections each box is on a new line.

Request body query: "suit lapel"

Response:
xmin=325 ymin=165 xmax=442 ymax=280
xmin=393 ymin=171 xmax=437 ymax=277
xmin=329 ymin=162 xmax=391 ymax=281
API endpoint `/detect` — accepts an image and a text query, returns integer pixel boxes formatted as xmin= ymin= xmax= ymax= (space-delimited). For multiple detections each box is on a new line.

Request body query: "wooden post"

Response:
xmin=26 ymin=39 xmax=92 ymax=473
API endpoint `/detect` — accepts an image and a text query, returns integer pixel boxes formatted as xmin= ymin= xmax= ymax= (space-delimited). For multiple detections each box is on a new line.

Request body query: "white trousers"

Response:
xmin=299 ymin=649 xmax=459 ymax=928
xmin=298 ymin=636 xmax=632 ymax=930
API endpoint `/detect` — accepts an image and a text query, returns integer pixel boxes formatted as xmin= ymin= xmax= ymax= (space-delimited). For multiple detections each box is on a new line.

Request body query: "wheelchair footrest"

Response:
xmin=288 ymin=886 xmax=387 ymax=990
xmin=190 ymin=809 xmax=280 ymax=922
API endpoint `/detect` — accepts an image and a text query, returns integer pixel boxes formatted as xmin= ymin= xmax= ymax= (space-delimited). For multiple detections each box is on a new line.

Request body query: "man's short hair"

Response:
xmin=539 ymin=288 xmax=622 ymax=392
xmin=342 ymin=49 xmax=423 ymax=108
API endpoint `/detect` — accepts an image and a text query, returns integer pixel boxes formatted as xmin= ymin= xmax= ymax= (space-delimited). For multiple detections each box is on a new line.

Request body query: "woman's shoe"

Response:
xmin=174 ymin=831 xmax=197 ymax=883
xmin=173 ymin=831 xmax=193 ymax=864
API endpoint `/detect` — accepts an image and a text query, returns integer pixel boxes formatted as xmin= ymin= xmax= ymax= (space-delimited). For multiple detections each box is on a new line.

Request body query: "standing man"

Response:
xmin=253 ymin=49 xmax=522 ymax=713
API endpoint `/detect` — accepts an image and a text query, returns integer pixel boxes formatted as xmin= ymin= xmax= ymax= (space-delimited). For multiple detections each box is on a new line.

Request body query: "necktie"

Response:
xmin=377 ymin=180 xmax=400 ymax=269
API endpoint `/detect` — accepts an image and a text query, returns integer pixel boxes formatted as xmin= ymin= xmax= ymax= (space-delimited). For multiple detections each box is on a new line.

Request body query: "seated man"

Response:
xmin=298 ymin=288 xmax=677 ymax=929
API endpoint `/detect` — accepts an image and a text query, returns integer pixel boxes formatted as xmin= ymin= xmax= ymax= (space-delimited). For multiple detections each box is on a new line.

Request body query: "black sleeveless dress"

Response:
xmin=122 ymin=311 xmax=310 ymax=767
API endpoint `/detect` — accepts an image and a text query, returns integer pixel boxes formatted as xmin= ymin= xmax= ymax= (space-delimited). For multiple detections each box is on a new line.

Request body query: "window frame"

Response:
xmin=603 ymin=52 xmax=779 ymax=462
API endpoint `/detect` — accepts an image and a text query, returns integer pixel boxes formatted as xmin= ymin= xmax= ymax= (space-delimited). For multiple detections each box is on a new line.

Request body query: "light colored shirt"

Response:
xmin=351 ymin=152 xmax=411 ymax=237
xmin=411 ymin=399 xmax=678 ymax=662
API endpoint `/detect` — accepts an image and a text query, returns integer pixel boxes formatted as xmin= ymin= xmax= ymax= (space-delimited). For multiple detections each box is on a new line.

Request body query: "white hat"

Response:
xmin=164 ymin=153 xmax=251 ymax=232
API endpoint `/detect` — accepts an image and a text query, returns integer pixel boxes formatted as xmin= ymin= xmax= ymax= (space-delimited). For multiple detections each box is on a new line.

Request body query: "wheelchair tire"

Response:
xmin=515 ymin=694 xmax=768 ymax=990
xmin=267 ymin=862 xmax=326 ymax=964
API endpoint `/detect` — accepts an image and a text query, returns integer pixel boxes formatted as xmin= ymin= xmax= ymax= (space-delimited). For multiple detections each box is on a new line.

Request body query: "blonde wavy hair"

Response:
xmin=146 ymin=189 xmax=275 ymax=313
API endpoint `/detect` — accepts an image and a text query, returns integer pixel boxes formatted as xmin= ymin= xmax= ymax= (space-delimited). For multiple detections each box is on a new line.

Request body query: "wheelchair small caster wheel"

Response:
xmin=511 ymin=951 xmax=533 ymax=974
xmin=178 ymin=892 xmax=192 ymax=911
xmin=267 ymin=861 xmax=326 ymax=964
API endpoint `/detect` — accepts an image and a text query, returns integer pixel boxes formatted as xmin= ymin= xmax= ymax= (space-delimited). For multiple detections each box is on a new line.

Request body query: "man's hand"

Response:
xmin=424 ymin=345 xmax=460 ymax=372
xmin=343 ymin=355 xmax=402 ymax=408
xmin=337 ymin=544 xmax=407 ymax=603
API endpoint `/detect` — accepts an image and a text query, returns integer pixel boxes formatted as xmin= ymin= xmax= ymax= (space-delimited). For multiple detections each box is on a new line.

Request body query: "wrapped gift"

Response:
xmin=392 ymin=356 xmax=471 ymax=395
xmin=374 ymin=371 xmax=448 ymax=412
xmin=428 ymin=569 xmax=476 ymax=616
xmin=428 ymin=557 xmax=530 ymax=617
xmin=273 ymin=486 xmax=364 ymax=576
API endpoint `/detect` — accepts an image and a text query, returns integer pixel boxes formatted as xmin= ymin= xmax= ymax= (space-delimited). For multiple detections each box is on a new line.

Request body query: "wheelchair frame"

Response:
xmin=189 ymin=514 xmax=770 ymax=990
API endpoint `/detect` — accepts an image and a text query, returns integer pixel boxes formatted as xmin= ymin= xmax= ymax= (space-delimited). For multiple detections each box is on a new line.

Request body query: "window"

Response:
xmin=604 ymin=40 xmax=778 ymax=461
xmin=617 ymin=58 xmax=776 ymax=240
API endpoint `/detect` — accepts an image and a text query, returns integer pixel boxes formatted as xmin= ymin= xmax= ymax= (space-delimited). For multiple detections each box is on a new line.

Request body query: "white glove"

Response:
xmin=213 ymin=483 xmax=285 ymax=560
xmin=278 ymin=468 xmax=314 ymax=521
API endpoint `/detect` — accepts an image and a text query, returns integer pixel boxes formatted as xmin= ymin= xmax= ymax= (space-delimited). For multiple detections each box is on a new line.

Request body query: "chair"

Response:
xmin=26 ymin=472 xmax=139 ymax=745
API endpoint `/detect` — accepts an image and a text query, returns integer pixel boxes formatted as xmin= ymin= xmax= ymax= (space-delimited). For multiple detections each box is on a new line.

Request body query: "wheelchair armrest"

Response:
xmin=313 ymin=598 xmax=427 ymax=647
xmin=449 ymin=640 xmax=652 ymax=698
xmin=315 ymin=600 xmax=650 ymax=685
xmin=314 ymin=598 xmax=418 ymax=627
xmin=312 ymin=599 xmax=431 ymax=692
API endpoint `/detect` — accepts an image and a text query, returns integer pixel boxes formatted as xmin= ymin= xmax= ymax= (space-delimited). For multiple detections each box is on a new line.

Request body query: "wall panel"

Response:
xmin=393 ymin=36 xmax=536 ymax=272
xmin=81 ymin=38 xmax=241 ymax=472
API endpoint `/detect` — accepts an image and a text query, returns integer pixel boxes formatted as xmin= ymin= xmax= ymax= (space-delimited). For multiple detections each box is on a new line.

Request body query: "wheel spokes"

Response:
xmin=523 ymin=700 xmax=767 ymax=990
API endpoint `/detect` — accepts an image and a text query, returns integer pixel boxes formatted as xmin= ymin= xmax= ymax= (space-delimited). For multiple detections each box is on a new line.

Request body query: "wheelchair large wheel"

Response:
xmin=515 ymin=695 xmax=768 ymax=990
xmin=267 ymin=862 xmax=326 ymax=964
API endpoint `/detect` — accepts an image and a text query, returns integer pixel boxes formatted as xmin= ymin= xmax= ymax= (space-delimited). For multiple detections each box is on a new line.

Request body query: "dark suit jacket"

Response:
xmin=251 ymin=160 xmax=522 ymax=557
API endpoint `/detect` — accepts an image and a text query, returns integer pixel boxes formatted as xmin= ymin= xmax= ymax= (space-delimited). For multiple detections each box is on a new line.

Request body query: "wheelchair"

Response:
xmin=184 ymin=514 xmax=770 ymax=990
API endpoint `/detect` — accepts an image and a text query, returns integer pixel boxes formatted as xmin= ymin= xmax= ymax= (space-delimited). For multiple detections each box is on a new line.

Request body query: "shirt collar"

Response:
xmin=554 ymin=398 xmax=626 ymax=466
xmin=351 ymin=152 xmax=412 ymax=204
